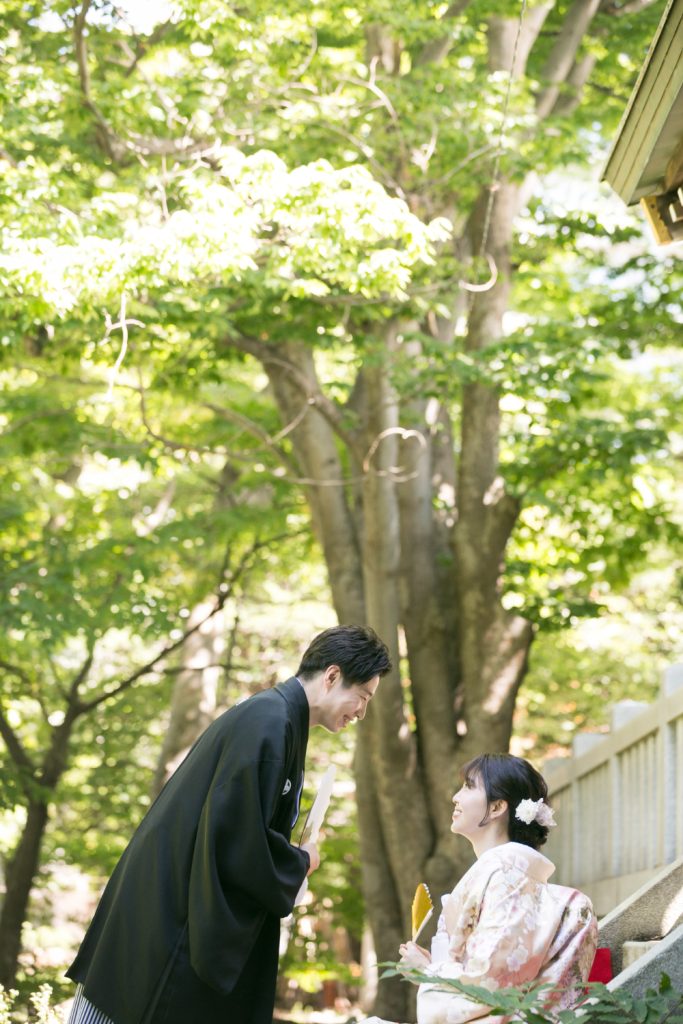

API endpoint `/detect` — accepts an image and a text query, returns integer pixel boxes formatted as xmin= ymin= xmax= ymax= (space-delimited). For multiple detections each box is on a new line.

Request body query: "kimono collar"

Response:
xmin=479 ymin=841 xmax=555 ymax=883
xmin=275 ymin=676 xmax=310 ymax=736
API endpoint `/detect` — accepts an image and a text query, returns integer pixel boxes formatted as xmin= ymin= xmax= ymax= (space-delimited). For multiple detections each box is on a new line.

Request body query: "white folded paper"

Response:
xmin=295 ymin=764 xmax=337 ymax=904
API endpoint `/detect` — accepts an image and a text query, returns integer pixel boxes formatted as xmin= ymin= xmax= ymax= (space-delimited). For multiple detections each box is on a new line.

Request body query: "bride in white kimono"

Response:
xmin=365 ymin=753 xmax=597 ymax=1024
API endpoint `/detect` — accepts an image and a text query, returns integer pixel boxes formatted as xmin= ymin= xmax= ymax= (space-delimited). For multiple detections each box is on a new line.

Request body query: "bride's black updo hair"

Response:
xmin=460 ymin=753 xmax=551 ymax=850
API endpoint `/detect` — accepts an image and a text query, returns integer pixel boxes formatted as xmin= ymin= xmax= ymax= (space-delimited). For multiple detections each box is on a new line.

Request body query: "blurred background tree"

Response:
xmin=0 ymin=0 xmax=682 ymax=1018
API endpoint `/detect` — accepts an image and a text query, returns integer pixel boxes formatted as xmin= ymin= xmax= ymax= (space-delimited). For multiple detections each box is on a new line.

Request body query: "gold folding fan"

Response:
xmin=411 ymin=882 xmax=433 ymax=941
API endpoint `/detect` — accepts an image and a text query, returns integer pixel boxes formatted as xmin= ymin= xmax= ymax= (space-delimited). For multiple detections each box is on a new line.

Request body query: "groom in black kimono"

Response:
xmin=66 ymin=625 xmax=391 ymax=1024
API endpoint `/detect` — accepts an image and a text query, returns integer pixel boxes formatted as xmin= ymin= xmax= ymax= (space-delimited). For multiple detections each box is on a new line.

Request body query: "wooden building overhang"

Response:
xmin=602 ymin=0 xmax=683 ymax=244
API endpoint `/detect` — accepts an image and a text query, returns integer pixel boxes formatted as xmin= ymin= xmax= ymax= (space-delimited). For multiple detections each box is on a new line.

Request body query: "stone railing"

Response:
xmin=543 ymin=664 xmax=683 ymax=916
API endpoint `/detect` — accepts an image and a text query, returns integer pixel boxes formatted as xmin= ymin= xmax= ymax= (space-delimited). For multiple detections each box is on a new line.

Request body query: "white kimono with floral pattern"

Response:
xmin=368 ymin=842 xmax=597 ymax=1024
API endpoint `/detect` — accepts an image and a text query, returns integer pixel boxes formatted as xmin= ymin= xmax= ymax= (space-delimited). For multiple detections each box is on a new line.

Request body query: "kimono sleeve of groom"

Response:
xmin=187 ymin=700 xmax=309 ymax=992
xmin=66 ymin=679 xmax=310 ymax=1024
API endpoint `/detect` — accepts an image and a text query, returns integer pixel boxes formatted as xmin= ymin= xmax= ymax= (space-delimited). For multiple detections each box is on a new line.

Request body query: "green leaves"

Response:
xmin=1 ymin=0 xmax=682 ymax=1006
xmin=0 ymin=148 xmax=450 ymax=326
xmin=379 ymin=966 xmax=683 ymax=1024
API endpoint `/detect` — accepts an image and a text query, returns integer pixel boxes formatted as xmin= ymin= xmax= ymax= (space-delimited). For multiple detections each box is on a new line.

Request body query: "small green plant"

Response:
xmin=0 ymin=985 xmax=64 ymax=1024
xmin=380 ymin=965 xmax=683 ymax=1023
xmin=0 ymin=987 xmax=19 ymax=1024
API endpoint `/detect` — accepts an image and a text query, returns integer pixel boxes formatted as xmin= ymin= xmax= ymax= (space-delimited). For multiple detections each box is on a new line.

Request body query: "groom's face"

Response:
xmin=319 ymin=668 xmax=379 ymax=732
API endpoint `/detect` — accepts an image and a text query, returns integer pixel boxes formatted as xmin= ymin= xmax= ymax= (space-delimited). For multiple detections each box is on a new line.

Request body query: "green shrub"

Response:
xmin=380 ymin=966 xmax=683 ymax=1023
xmin=0 ymin=985 xmax=63 ymax=1024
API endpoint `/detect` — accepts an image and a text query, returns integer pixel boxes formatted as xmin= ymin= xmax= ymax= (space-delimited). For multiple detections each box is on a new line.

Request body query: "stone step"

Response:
xmin=598 ymin=854 xmax=683 ymax=976
xmin=609 ymin=921 xmax=683 ymax=997
xmin=621 ymin=939 xmax=662 ymax=969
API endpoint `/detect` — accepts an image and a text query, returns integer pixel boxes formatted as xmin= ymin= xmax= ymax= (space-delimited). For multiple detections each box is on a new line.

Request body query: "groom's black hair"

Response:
xmin=297 ymin=625 xmax=392 ymax=686
xmin=461 ymin=753 xmax=551 ymax=850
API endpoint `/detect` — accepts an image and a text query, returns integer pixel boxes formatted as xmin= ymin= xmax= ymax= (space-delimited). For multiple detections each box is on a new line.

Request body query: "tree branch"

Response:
xmin=74 ymin=0 xmax=126 ymax=161
xmin=600 ymin=0 xmax=660 ymax=14
xmin=285 ymin=26 xmax=318 ymax=83
xmin=338 ymin=65 xmax=409 ymax=174
xmin=67 ymin=649 xmax=95 ymax=708
xmin=74 ymin=0 xmax=94 ymax=96
xmin=0 ymin=702 xmax=36 ymax=778
xmin=116 ymin=37 xmax=178 ymax=130
xmin=415 ymin=142 xmax=495 ymax=194
xmin=0 ymin=409 xmax=72 ymax=440
xmin=0 ymin=651 xmax=49 ymax=724
xmin=73 ymin=2 xmax=212 ymax=162
xmin=0 ymin=655 xmax=53 ymax=723
xmin=225 ymin=333 xmax=365 ymax=459
xmin=0 ymin=146 xmax=18 ymax=167
xmin=488 ymin=7 xmax=552 ymax=79
xmin=134 ymin=373 xmax=296 ymax=470
xmin=552 ymin=52 xmax=598 ymax=117
xmin=115 ymin=13 xmax=175 ymax=77
xmin=0 ymin=658 xmax=36 ymax=693
xmin=415 ymin=0 xmax=473 ymax=66
xmin=317 ymin=121 xmax=407 ymax=199
xmin=201 ymin=402 xmax=302 ymax=474
xmin=64 ymin=574 xmax=126 ymax=708
xmin=0 ymin=651 xmax=52 ymax=724
xmin=76 ymin=539 xmax=263 ymax=714
xmin=535 ymin=0 xmax=603 ymax=119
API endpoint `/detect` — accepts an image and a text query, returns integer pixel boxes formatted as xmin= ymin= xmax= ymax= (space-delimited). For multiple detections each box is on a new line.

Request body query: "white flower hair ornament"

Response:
xmin=515 ymin=798 xmax=556 ymax=828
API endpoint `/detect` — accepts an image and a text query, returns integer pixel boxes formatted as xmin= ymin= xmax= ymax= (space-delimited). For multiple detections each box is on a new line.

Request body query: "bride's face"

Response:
xmin=451 ymin=772 xmax=489 ymax=837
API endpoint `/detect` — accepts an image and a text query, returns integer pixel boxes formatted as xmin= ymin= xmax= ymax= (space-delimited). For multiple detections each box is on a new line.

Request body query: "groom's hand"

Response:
xmin=302 ymin=841 xmax=320 ymax=875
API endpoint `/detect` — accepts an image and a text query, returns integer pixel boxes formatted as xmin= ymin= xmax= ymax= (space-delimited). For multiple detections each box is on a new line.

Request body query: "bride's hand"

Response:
xmin=398 ymin=940 xmax=431 ymax=969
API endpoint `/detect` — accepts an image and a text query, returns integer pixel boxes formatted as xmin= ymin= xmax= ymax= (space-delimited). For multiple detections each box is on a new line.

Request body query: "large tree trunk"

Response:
xmin=250 ymin=315 xmax=532 ymax=1019
xmin=446 ymin=11 xmax=549 ymax=764
xmin=258 ymin=339 xmax=367 ymax=623
xmin=453 ymin=182 xmax=534 ymax=762
xmin=0 ymin=800 xmax=49 ymax=987
xmin=394 ymin=337 xmax=461 ymax=895
xmin=0 ymin=704 xmax=77 ymax=987
xmin=356 ymin=343 xmax=434 ymax=1021
xmin=228 ymin=6 xmax=619 ymax=1016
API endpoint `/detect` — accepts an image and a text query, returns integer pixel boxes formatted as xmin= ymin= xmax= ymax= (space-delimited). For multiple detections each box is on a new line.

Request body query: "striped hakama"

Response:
xmin=67 ymin=985 xmax=115 ymax=1024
